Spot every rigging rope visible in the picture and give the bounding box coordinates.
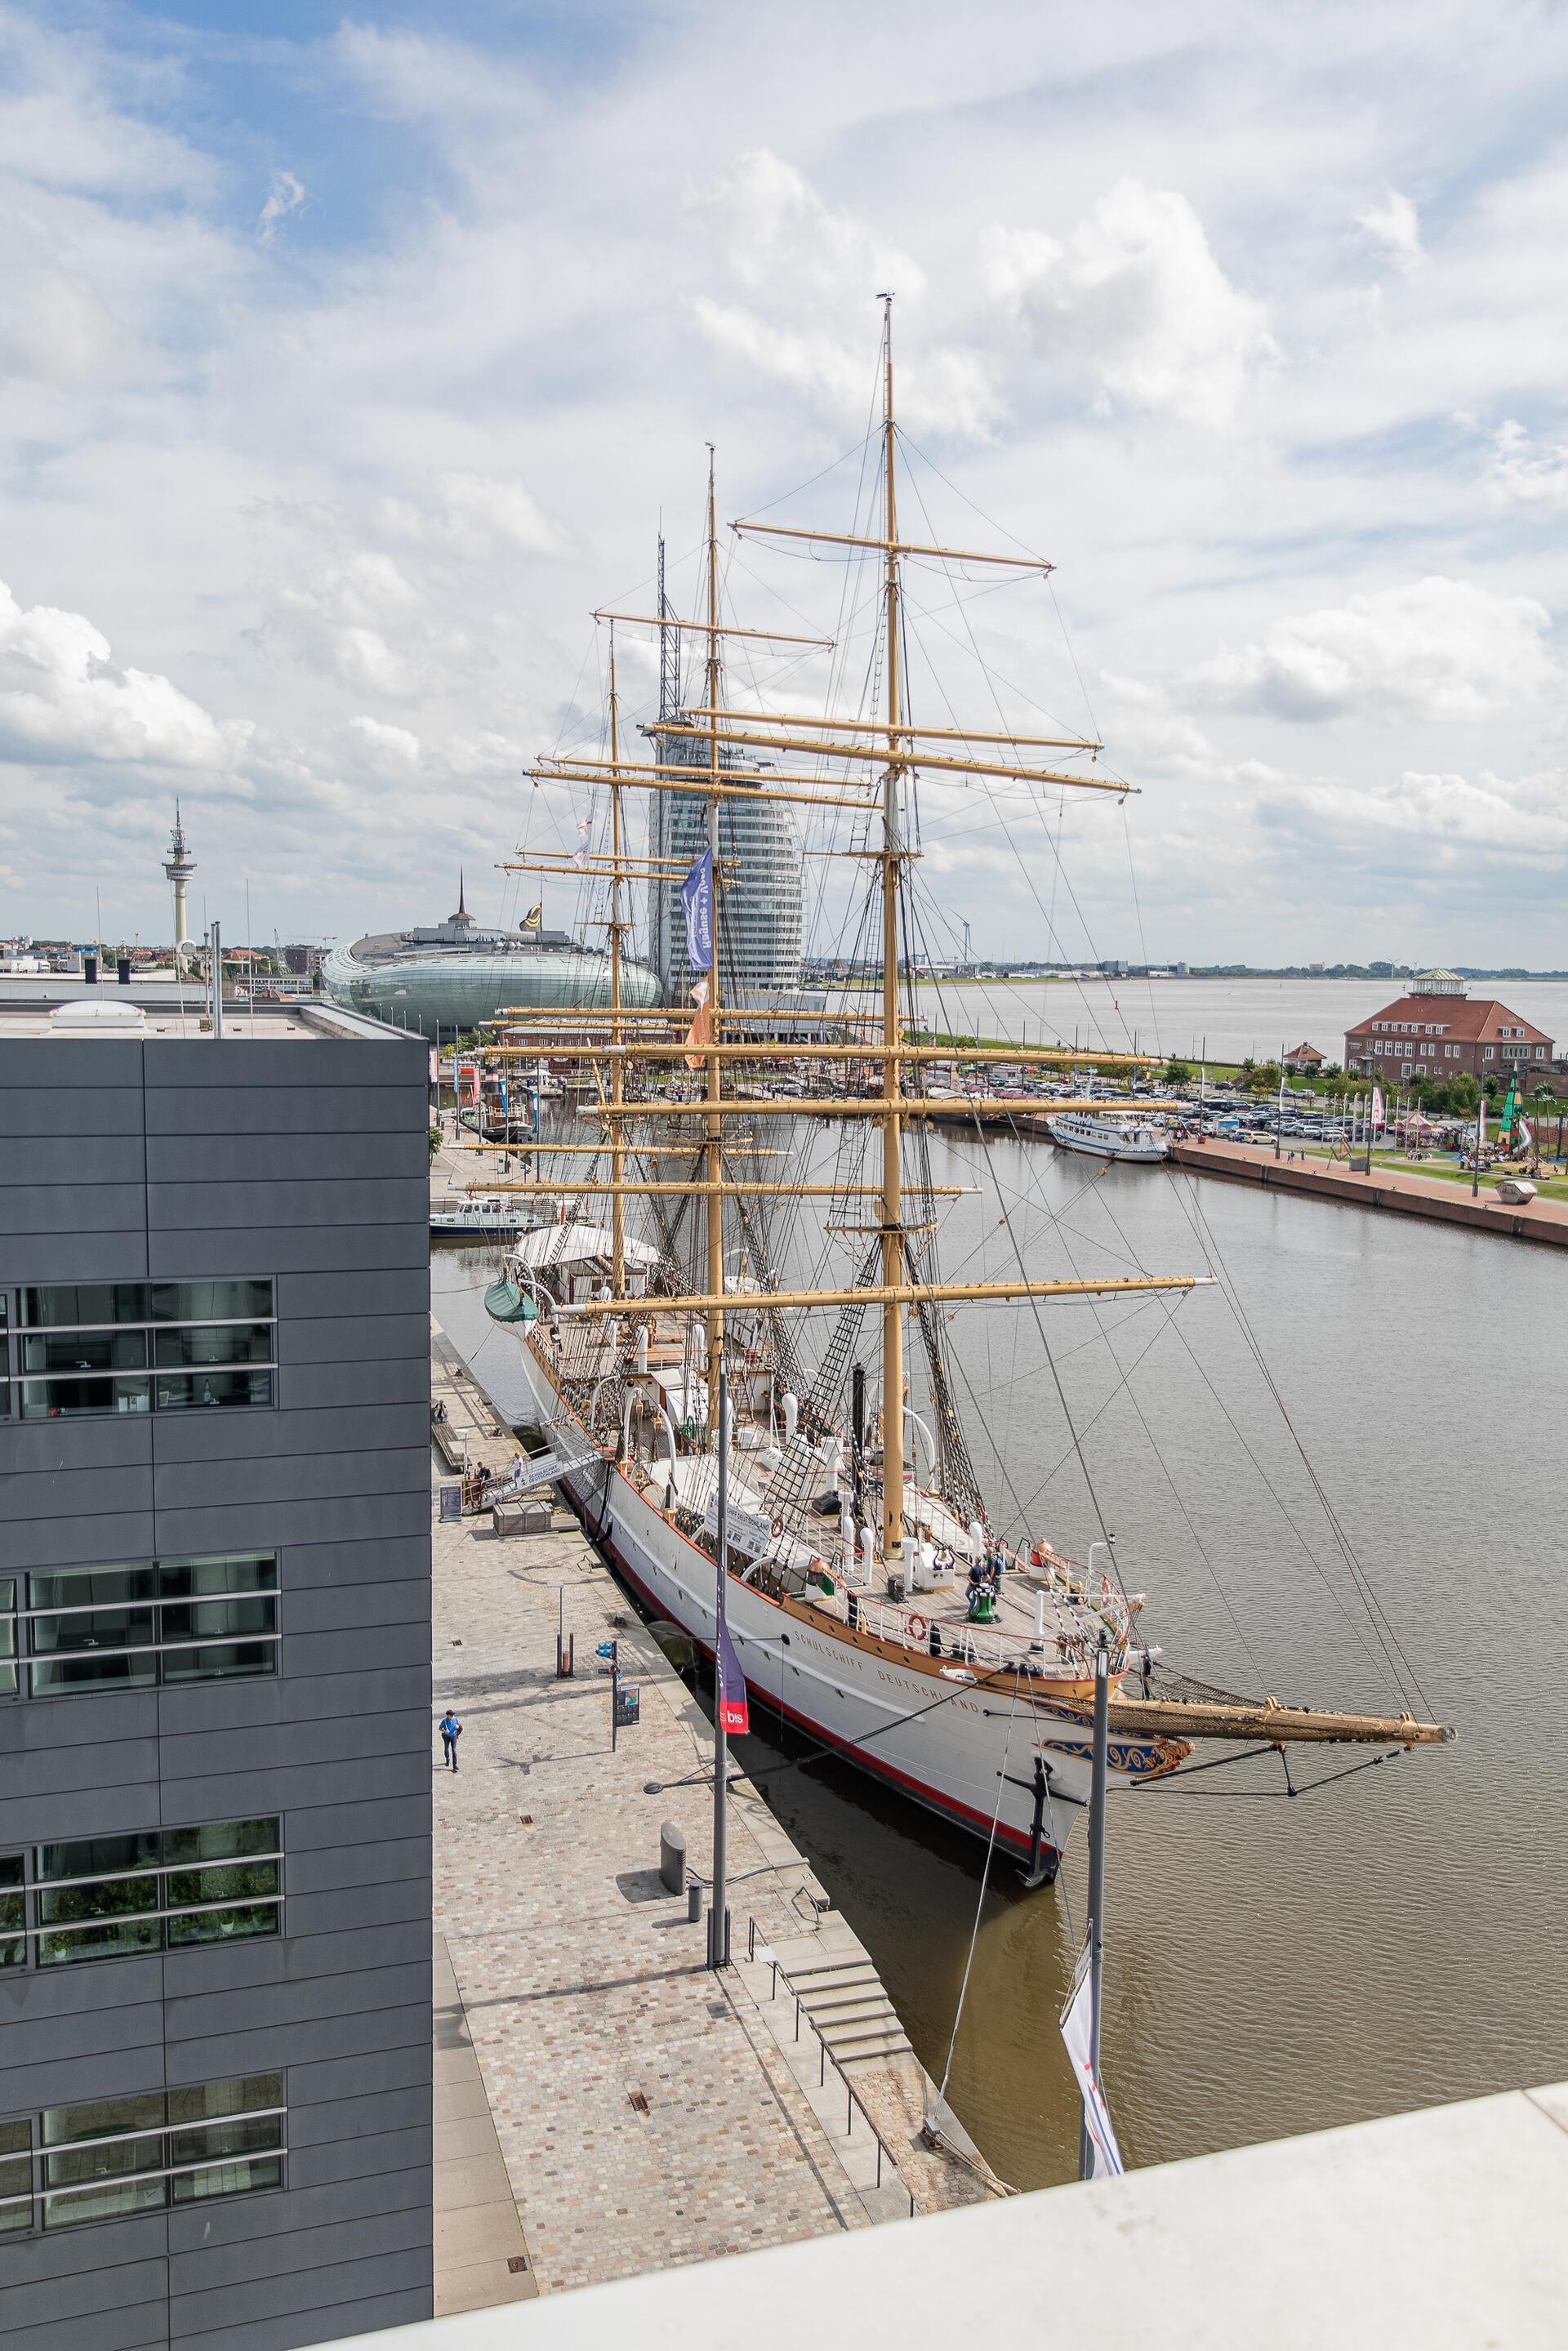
[932,1673,1020,2126]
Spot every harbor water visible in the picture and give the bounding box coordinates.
[433,1123,1568,2191]
[838,973,1568,1071]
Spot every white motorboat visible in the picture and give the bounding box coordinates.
[1047,1111,1169,1163]
[430,1195,530,1237]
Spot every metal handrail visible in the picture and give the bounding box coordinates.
[743,1916,914,2218]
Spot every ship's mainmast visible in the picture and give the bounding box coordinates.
[878,301,908,1569]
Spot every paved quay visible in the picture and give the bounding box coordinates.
[1173,1134,1568,1247]
[425,1323,998,2309]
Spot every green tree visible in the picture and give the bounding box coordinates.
[1246,1059,1283,1094]
[1163,1059,1194,1085]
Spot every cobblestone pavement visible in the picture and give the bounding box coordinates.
[429,1341,878,2293]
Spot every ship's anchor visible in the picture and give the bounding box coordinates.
[997,1753,1058,1890]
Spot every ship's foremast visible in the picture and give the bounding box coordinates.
[481,310,1210,1571]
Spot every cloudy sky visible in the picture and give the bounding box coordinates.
[3,0,1568,963]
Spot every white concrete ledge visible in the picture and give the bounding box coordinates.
[328,2079,1568,2351]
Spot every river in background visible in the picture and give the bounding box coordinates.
[433,1123,1568,2193]
[823,974,1568,1068]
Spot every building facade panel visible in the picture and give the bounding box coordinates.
[278,1357,431,1411]
[145,1086,430,1138]
[275,1311,432,1367]
[0,1138,145,1184]
[0,1087,148,1136]
[172,2286,432,2351]
[2,2291,172,2351]
[279,1532,432,1587]
[0,1509,159,1569]
[0,1232,154,1283]
[164,2157,430,2251]
[274,1268,430,1320]
[0,1004,434,2348]
[150,1663,429,1739]
[146,1178,430,1232]
[148,1487,430,1556]
[283,1579,431,1634]
[144,1133,428,1187]
[167,2249,434,2346]
[145,1225,430,1279]
[283,2039,433,2106]
[280,1880,434,1939]
[149,1400,430,1466]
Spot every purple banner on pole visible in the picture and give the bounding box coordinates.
[681,848,715,973]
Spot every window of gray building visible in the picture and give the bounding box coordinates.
[0,1821,282,1970]
[0,1858,20,1970]
[0,2074,285,2233]
[5,1280,274,1420]
[33,1819,283,1966]
[2,1552,278,1698]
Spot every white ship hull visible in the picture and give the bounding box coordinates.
[513,1340,1178,1867]
[431,1214,524,1236]
[1048,1116,1169,1164]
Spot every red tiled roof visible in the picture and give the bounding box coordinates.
[1345,995,1552,1045]
[1285,1041,1325,1058]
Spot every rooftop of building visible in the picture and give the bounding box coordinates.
[0,982,413,1043]
[305,2074,1568,2351]
[348,922,587,961]
[1347,991,1553,1042]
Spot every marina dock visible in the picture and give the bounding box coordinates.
[1172,1136,1568,1248]
[426,1323,999,2314]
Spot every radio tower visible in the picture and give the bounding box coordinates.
[163,804,195,961]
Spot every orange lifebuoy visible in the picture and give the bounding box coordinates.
[906,1612,929,1644]
[770,1514,784,1539]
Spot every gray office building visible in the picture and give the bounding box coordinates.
[647,727,803,1003]
[0,989,433,2349]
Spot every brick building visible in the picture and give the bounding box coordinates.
[1345,971,1553,1084]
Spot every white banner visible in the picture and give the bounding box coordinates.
[1060,1953,1125,2180]
[702,1498,775,1560]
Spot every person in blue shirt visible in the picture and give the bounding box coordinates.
[438,1710,462,1772]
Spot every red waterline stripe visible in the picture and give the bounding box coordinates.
[562,1482,1048,1862]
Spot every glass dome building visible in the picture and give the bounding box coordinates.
[321,887,662,1040]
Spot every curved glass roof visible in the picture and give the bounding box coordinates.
[322,925,662,1037]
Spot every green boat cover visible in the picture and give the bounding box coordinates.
[484,1277,537,1324]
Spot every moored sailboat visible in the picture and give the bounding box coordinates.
[469,306,1449,1875]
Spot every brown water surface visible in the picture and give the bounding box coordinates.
[434,1132,1568,2188]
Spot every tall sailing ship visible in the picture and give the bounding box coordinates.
[474,308,1449,1875]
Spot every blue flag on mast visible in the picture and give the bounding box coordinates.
[681,848,715,974]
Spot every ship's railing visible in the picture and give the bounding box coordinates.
[841,1595,1107,1680]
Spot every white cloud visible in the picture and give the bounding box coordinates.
[350,714,421,766]
[985,180,1277,430]
[257,170,305,246]
[274,553,423,696]
[685,149,998,437]
[0,578,238,768]
[374,473,566,559]
[1485,419,1568,508]
[10,4,1568,958]
[1260,764,1568,863]
[1356,188,1423,269]
[1190,577,1558,724]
